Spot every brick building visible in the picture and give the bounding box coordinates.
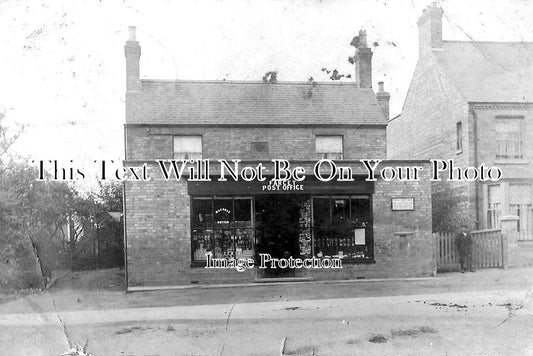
[123,27,434,289]
[388,3,533,242]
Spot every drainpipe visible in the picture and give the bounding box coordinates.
[471,107,480,230]
[123,125,128,290]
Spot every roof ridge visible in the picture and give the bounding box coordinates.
[443,40,533,45]
[140,79,361,86]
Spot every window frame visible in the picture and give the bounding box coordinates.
[310,194,374,263]
[173,135,203,160]
[495,116,524,161]
[509,183,533,241]
[487,184,502,230]
[315,135,344,160]
[190,196,254,266]
[190,194,374,266]
[456,121,463,153]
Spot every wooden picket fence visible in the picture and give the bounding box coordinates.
[434,229,503,272]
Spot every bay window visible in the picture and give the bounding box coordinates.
[510,184,532,240]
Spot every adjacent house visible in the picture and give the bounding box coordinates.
[388,3,533,244]
[123,27,434,289]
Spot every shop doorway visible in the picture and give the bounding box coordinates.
[254,195,306,277]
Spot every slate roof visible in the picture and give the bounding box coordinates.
[127,80,386,125]
[435,41,533,103]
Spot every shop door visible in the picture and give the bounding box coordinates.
[255,196,305,277]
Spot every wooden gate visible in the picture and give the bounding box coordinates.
[434,229,503,272]
[67,212,124,270]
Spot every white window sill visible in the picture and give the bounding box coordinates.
[495,159,529,165]
[394,231,414,236]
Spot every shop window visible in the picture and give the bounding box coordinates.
[191,197,254,263]
[312,195,372,261]
[316,136,343,160]
[456,122,463,152]
[312,198,330,226]
[510,184,533,241]
[174,136,202,160]
[191,195,373,265]
[487,185,501,229]
[495,118,524,160]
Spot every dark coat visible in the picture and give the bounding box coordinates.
[456,232,472,255]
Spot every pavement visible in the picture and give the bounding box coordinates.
[1,268,533,356]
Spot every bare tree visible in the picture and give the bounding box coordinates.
[0,111,24,166]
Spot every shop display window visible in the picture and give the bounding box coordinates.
[191,197,254,262]
[191,194,373,265]
[312,195,372,261]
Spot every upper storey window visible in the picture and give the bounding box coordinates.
[496,117,524,160]
[174,136,202,160]
[316,136,343,160]
[456,121,463,152]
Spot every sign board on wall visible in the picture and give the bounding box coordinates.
[391,197,415,211]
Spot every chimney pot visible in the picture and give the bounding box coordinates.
[128,26,137,41]
[358,29,368,48]
[376,81,390,120]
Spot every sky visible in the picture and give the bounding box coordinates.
[0,0,532,178]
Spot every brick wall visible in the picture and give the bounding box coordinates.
[125,171,261,286]
[471,104,533,174]
[305,162,434,280]
[471,105,533,229]
[126,126,387,161]
[124,76,434,287]
[387,52,475,232]
[125,160,434,287]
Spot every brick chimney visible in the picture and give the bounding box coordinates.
[376,81,391,120]
[417,2,443,56]
[353,29,373,89]
[125,26,141,91]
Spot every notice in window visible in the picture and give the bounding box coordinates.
[354,228,366,245]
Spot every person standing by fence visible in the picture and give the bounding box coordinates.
[456,224,474,273]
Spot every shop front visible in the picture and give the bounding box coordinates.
[189,177,374,278]
[124,160,434,289]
